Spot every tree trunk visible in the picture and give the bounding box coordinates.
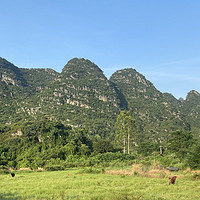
[127,128,130,154]
[160,145,163,155]
[123,137,126,154]
[123,121,126,154]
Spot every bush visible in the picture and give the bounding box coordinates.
[186,141,200,169]
[44,158,65,171]
[134,171,138,176]
[44,165,64,171]
[80,167,105,174]
[94,152,136,162]
[0,169,10,174]
[152,154,186,169]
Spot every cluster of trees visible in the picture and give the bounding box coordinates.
[114,111,200,168]
[0,119,115,169]
[0,111,200,170]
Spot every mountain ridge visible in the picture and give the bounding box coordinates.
[0,57,199,138]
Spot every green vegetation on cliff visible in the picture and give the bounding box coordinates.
[0,57,200,170]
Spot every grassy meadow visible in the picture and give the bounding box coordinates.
[0,168,200,200]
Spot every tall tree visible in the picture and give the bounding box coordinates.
[114,111,136,154]
[126,114,135,154]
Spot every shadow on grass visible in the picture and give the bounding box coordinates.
[0,192,22,200]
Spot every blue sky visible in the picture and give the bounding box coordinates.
[1,0,200,99]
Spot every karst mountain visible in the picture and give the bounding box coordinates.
[0,57,199,138]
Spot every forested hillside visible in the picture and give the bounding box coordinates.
[110,69,190,141]
[1,57,200,137]
[1,57,200,170]
[0,58,121,136]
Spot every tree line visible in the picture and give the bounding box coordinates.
[0,112,200,170]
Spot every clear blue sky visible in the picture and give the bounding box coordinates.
[1,0,200,99]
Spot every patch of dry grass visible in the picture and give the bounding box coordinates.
[106,162,191,179]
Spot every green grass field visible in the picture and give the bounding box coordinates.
[0,169,199,200]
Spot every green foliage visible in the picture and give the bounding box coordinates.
[1,58,200,171]
[136,142,160,156]
[182,90,200,136]
[0,119,99,169]
[80,167,104,174]
[110,68,191,139]
[1,57,199,141]
[93,139,114,154]
[94,152,136,162]
[114,111,136,154]
[0,169,10,174]
[0,125,10,135]
[167,130,194,159]
[186,141,200,169]
[0,117,200,170]
[44,158,65,171]
[0,57,121,136]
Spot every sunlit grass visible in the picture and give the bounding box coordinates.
[0,169,199,200]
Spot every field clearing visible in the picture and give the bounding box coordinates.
[0,169,199,200]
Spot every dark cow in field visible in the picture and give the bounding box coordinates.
[11,173,15,177]
[169,176,176,185]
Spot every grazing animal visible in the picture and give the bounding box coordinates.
[11,173,15,177]
[169,176,176,185]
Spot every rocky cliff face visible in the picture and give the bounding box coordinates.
[0,57,27,87]
[0,58,59,123]
[182,90,200,135]
[110,68,190,139]
[45,58,121,135]
[0,57,199,138]
[60,58,120,110]
[0,58,121,136]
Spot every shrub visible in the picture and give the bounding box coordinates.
[80,167,105,174]
[134,171,138,176]
[0,169,10,174]
[44,165,64,171]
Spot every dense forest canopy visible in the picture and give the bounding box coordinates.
[0,117,199,170]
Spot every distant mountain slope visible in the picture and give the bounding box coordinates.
[163,93,182,108]
[0,57,26,87]
[60,58,120,111]
[182,90,200,136]
[43,58,121,135]
[0,58,121,136]
[109,68,190,140]
[0,57,199,138]
[0,58,59,123]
